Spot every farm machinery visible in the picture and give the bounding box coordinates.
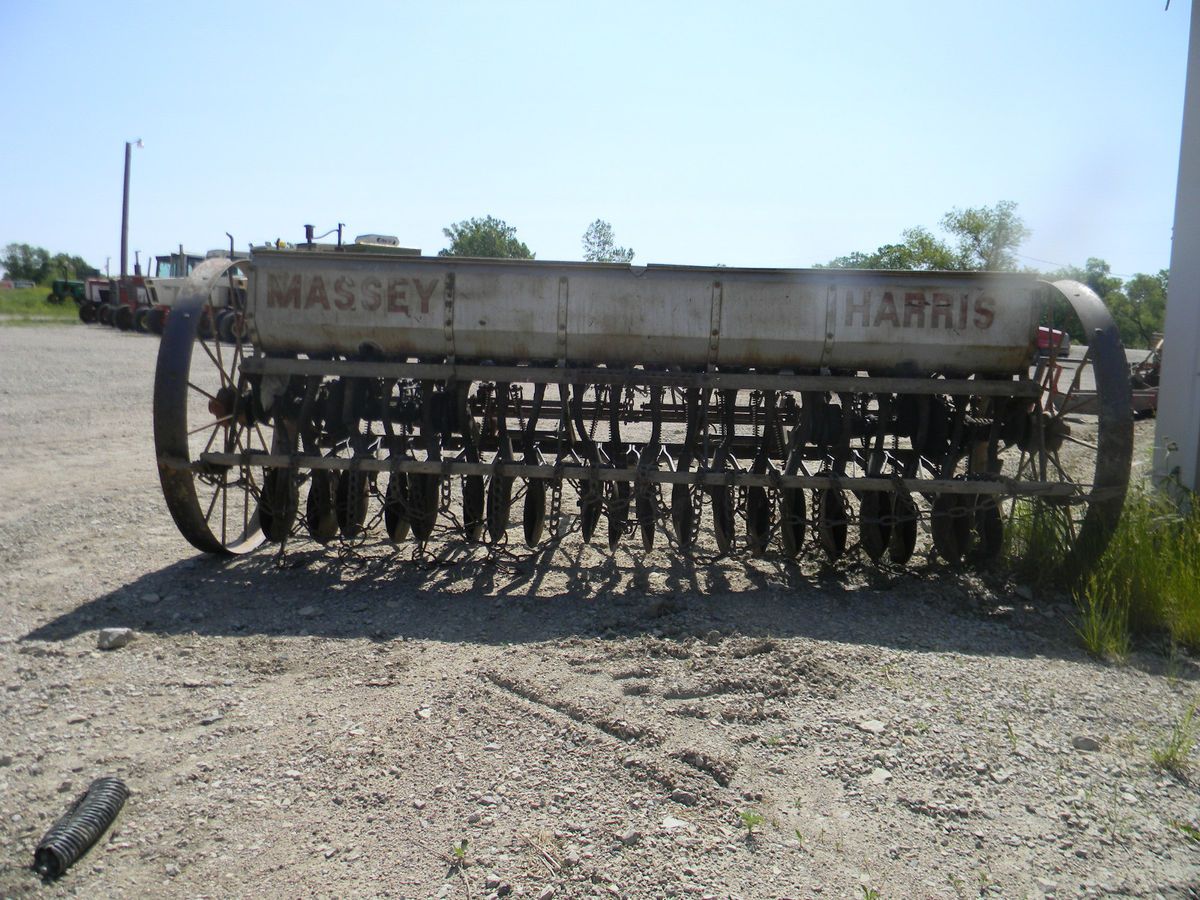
[153,241,1133,570]
[47,279,86,305]
[80,249,246,334]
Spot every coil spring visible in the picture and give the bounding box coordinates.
[33,776,128,879]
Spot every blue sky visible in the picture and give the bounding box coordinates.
[0,1,1190,277]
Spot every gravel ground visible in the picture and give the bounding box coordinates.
[0,325,1196,899]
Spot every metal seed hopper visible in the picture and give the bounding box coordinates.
[153,242,1132,568]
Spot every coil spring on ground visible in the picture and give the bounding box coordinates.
[33,776,129,879]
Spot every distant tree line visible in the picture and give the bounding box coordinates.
[439,216,635,264]
[816,201,1166,348]
[2,243,99,283]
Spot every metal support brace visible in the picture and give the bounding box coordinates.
[556,276,569,365]
[707,280,723,370]
[443,273,456,363]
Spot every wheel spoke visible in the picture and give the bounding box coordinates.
[189,416,231,436]
[203,483,221,524]
[197,334,230,388]
[1060,432,1099,452]
[188,381,218,402]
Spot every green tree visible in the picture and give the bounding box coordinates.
[940,200,1030,270]
[49,253,99,280]
[438,216,534,259]
[818,202,1028,271]
[1110,270,1167,348]
[823,226,960,270]
[2,243,51,282]
[581,219,635,263]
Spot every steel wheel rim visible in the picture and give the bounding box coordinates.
[153,258,266,555]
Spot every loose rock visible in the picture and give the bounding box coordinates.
[97,627,134,650]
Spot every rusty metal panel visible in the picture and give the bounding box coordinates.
[247,249,1041,373]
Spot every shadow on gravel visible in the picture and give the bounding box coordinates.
[22,531,1169,673]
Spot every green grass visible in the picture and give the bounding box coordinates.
[1079,486,1200,655]
[1004,498,1074,589]
[1151,701,1198,777]
[1008,486,1200,657]
[0,285,81,324]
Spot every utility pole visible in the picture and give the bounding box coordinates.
[1155,2,1200,497]
[119,139,142,279]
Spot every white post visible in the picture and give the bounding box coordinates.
[1155,0,1200,496]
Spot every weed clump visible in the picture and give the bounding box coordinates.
[1008,486,1200,658]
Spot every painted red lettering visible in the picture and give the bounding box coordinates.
[874,292,900,327]
[267,273,300,308]
[973,295,995,329]
[931,292,954,328]
[362,277,382,311]
[844,289,869,327]
[412,277,438,314]
[305,275,330,310]
[902,292,926,328]
[334,276,355,310]
[958,294,969,330]
[387,278,409,315]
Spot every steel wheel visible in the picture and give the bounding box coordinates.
[998,280,1133,573]
[153,258,269,555]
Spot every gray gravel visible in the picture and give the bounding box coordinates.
[0,324,1197,898]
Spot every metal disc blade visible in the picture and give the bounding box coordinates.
[462,475,485,542]
[305,470,338,544]
[260,468,298,543]
[972,496,1004,565]
[859,491,891,563]
[636,484,656,551]
[336,470,369,538]
[607,482,630,551]
[580,482,602,543]
[745,486,771,557]
[671,483,694,548]
[931,494,969,565]
[888,492,918,565]
[816,488,848,561]
[409,474,440,544]
[711,486,734,556]
[384,472,411,543]
[779,488,806,558]
[486,475,513,543]
[523,478,546,547]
